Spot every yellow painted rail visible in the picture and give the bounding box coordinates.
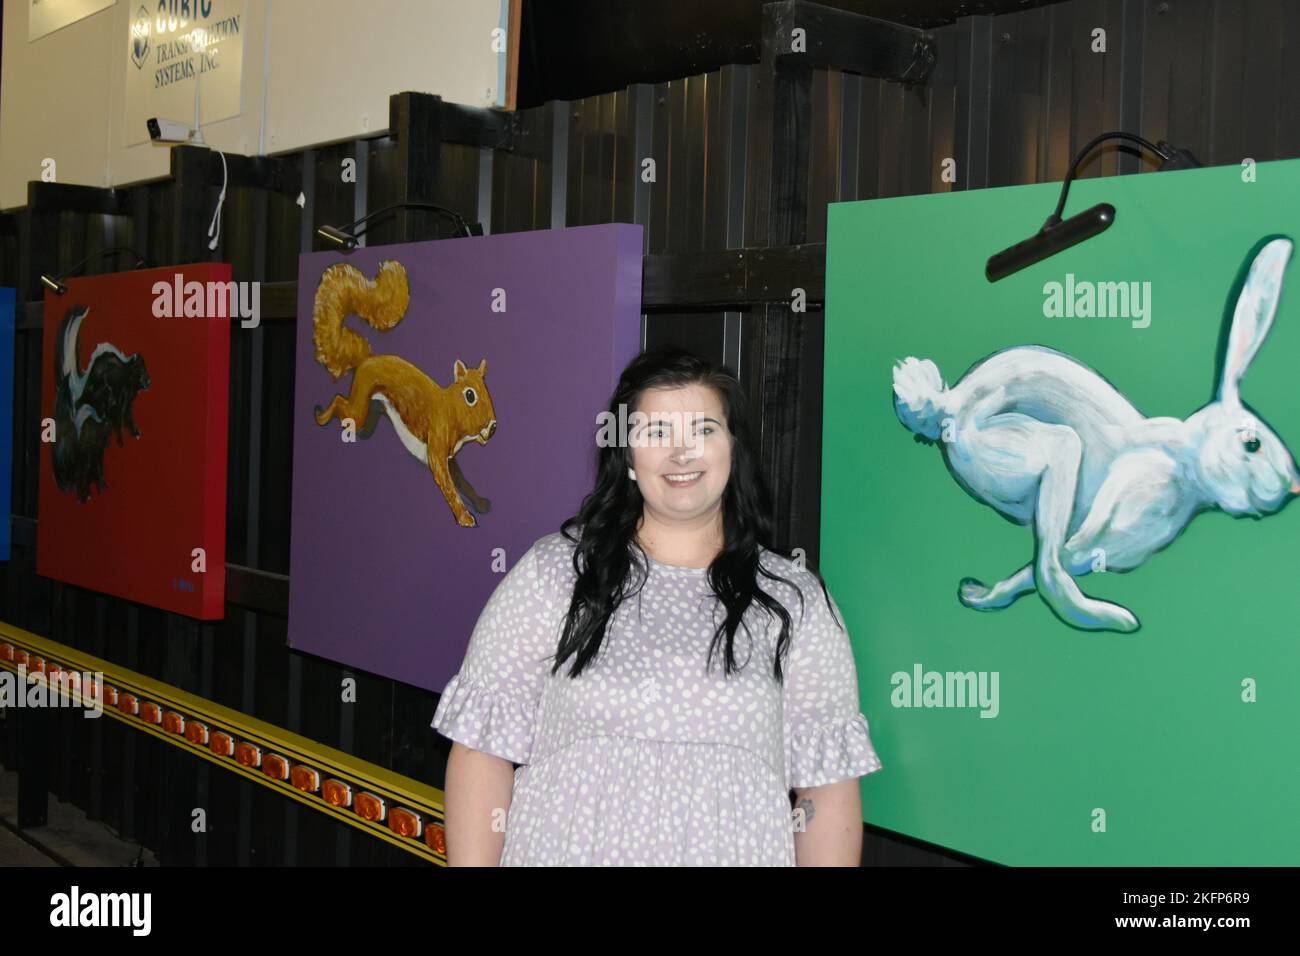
[0,618,448,864]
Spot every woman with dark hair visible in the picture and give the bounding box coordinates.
[432,345,882,865]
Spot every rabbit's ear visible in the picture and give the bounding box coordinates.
[1220,237,1293,405]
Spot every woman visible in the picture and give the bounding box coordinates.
[432,345,882,865]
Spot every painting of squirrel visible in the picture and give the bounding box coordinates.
[311,260,497,527]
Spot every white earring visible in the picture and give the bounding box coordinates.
[627,467,637,481]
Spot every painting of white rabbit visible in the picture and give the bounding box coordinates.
[892,236,1300,633]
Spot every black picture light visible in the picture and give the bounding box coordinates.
[985,132,1201,282]
[318,202,483,250]
[40,247,152,296]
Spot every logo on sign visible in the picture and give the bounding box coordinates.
[130,6,151,69]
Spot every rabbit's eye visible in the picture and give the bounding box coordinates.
[1242,434,1262,453]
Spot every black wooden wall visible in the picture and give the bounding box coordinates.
[1,0,1296,867]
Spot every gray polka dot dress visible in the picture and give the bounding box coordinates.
[431,531,883,865]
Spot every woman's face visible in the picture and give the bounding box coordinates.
[629,384,731,522]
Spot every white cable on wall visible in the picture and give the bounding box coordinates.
[208,150,227,251]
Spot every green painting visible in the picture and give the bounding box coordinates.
[823,158,1300,865]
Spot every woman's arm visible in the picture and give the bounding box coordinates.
[792,778,863,866]
[443,742,517,866]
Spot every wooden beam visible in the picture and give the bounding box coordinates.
[642,244,826,308]
[765,0,936,84]
[197,149,301,197]
[15,242,828,325]
[27,181,133,217]
[225,564,289,618]
[437,100,522,150]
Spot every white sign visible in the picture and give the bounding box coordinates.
[124,0,246,146]
[28,0,116,41]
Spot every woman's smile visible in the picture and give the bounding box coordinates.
[663,470,703,487]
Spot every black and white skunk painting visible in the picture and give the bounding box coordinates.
[51,305,151,503]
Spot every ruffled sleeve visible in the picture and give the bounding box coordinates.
[431,539,555,765]
[783,581,883,790]
[431,672,540,766]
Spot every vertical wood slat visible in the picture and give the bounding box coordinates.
[242,175,276,865]
[927,29,958,194]
[389,93,443,243]
[677,76,709,251]
[953,15,995,190]
[550,102,569,230]
[491,97,553,234]
[1276,0,1300,160]
[854,76,882,198]
[1238,0,1283,164]
[88,595,107,825]
[434,144,481,231]
[721,64,750,376]
[987,18,1017,187]
[1116,0,1146,176]
[744,6,817,558]
[18,318,39,522]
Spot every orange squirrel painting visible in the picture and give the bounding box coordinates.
[311,260,497,527]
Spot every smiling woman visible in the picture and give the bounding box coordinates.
[432,345,883,866]
[626,378,732,561]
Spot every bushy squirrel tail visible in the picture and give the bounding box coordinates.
[312,260,411,380]
[892,357,948,440]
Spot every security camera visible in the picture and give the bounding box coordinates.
[147,117,203,144]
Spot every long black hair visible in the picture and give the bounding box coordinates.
[553,345,840,682]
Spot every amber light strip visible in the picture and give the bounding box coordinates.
[0,620,449,864]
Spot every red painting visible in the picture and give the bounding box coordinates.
[36,264,231,619]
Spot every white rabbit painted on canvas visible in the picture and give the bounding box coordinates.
[892,236,1300,633]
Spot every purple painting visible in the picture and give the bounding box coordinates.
[287,224,643,691]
